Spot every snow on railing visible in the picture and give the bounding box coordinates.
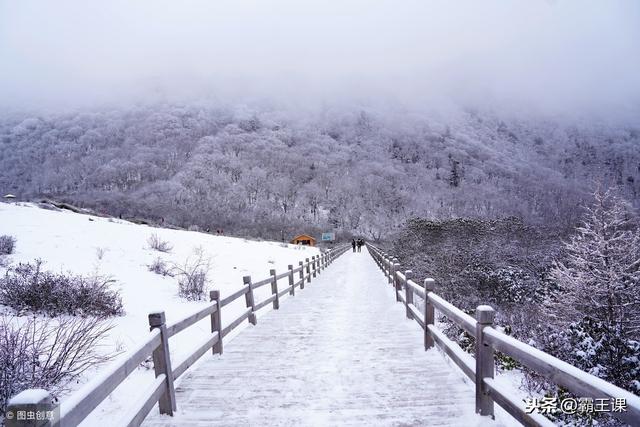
[365,242,640,427]
[6,245,351,427]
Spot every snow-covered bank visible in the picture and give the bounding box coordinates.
[0,201,320,423]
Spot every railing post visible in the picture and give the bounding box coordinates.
[210,290,223,354]
[148,311,177,415]
[305,258,311,283]
[388,257,394,284]
[475,305,495,418]
[288,264,295,296]
[312,255,317,278]
[424,279,435,350]
[243,275,257,325]
[298,261,305,289]
[392,258,399,285]
[270,269,280,309]
[393,262,401,302]
[6,389,57,427]
[404,270,413,319]
[386,254,391,278]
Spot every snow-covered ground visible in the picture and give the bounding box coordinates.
[0,201,320,424]
[0,202,543,426]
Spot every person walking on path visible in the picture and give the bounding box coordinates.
[352,238,356,252]
[357,239,363,252]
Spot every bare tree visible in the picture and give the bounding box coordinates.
[172,247,211,301]
[0,316,116,414]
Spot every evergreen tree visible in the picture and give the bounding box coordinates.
[542,187,640,397]
[548,187,640,339]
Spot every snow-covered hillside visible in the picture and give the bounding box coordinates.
[0,201,320,423]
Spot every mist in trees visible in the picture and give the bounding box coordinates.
[1,104,638,239]
[1,1,638,240]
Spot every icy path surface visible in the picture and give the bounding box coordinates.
[144,248,488,426]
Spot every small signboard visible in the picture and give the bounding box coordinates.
[321,232,335,241]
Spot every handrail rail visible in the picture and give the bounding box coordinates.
[57,329,162,426]
[483,328,640,418]
[251,277,273,289]
[220,286,249,307]
[365,242,640,427]
[427,291,476,336]
[9,243,351,427]
[166,302,218,337]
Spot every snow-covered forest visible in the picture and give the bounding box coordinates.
[1,105,638,239]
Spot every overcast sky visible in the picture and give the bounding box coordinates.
[1,0,639,116]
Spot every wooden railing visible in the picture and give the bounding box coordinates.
[6,244,351,427]
[365,242,640,427]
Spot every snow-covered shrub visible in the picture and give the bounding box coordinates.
[477,267,541,305]
[0,316,114,416]
[147,257,173,277]
[173,249,211,300]
[543,318,640,393]
[147,233,173,253]
[95,247,107,261]
[529,318,640,426]
[0,235,16,255]
[0,260,123,317]
[391,217,561,314]
[178,271,208,301]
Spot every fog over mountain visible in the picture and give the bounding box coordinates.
[1,0,639,240]
[1,0,639,118]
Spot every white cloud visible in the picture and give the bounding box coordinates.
[1,0,639,116]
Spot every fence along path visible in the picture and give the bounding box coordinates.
[142,245,478,426]
[366,243,640,427]
[6,246,350,427]
[9,242,640,426]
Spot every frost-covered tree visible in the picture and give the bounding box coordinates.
[547,187,640,339]
[1,104,639,238]
[541,187,640,395]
